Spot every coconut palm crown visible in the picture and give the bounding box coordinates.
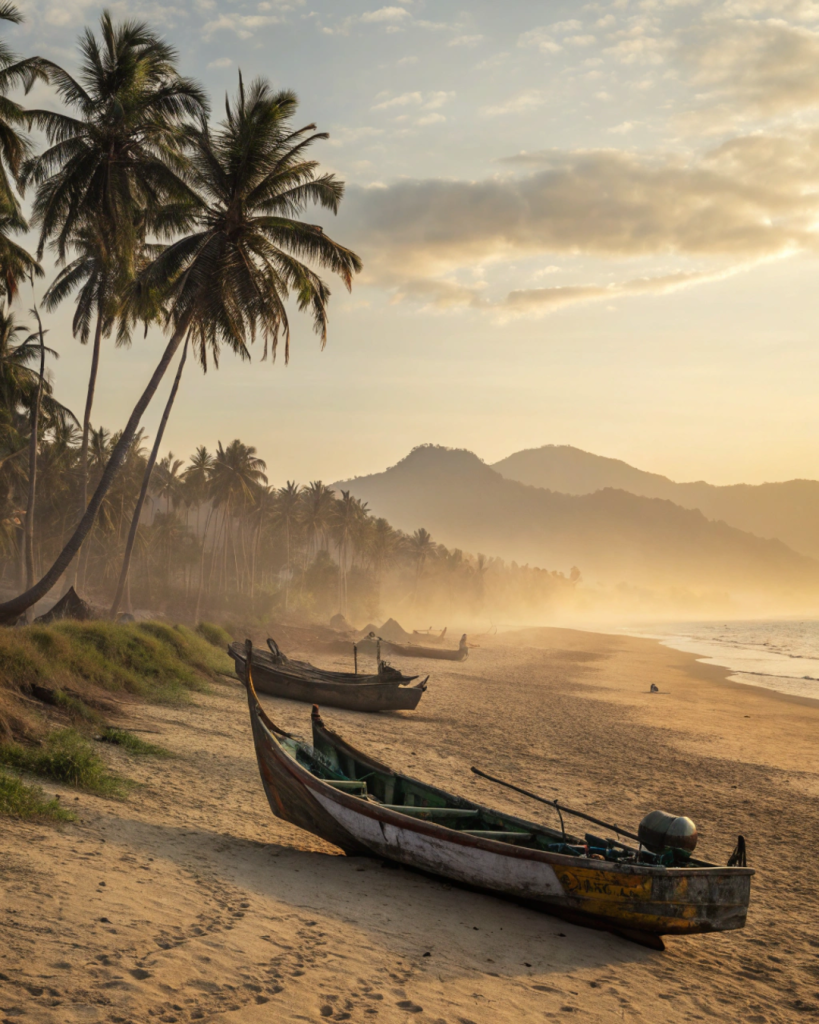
[139,74,362,368]
[23,10,207,261]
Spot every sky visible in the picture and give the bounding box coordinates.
[10,0,819,487]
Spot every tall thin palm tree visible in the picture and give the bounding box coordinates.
[0,2,44,299]
[274,480,301,611]
[42,223,119,528]
[182,444,214,620]
[25,12,206,587]
[330,490,368,616]
[0,72,360,623]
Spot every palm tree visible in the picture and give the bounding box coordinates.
[330,490,369,616]
[24,12,206,585]
[182,444,214,620]
[42,222,120,526]
[409,527,434,602]
[273,480,301,611]
[24,12,206,261]
[0,71,360,623]
[208,439,267,592]
[0,3,44,299]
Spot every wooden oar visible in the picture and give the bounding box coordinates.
[470,767,640,845]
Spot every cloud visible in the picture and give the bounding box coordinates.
[372,90,423,111]
[481,89,547,116]
[372,90,454,113]
[518,27,562,53]
[448,34,484,47]
[206,56,232,68]
[391,265,755,320]
[334,131,819,316]
[682,17,819,117]
[202,12,284,38]
[416,112,446,126]
[361,6,411,23]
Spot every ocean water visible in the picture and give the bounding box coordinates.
[616,620,819,701]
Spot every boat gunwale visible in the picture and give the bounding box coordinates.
[251,694,754,881]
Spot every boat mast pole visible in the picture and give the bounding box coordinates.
[470,767,640,844]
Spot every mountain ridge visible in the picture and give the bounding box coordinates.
[492,444,819,559]
[333,445,819,602]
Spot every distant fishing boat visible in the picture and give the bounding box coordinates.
[358,631,469,662]
[229,639,428,713]
[243,646,753,949]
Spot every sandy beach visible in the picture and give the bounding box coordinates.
[2,626,817,1024]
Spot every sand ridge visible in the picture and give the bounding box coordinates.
[1,627,817,1023]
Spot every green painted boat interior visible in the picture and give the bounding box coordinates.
[274,730,703,867]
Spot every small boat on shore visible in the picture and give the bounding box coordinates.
[229,640,428,713]
[243,649,753,949]
[358,632,469,662]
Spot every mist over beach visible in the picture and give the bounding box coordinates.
[2,2,819,1023]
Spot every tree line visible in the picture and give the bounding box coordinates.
[0,423,580,622]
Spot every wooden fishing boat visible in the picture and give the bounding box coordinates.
[229,641,428,713]
[358,631,469,662]
[244,651,753,948]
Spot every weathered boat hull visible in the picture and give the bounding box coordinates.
[358,637,469,661]
[233,649,427,713]
[245,681,753,944]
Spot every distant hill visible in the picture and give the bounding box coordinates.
[334,446,819,599]
[493,445,819,560]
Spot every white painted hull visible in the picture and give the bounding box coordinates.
[313,789,564,900]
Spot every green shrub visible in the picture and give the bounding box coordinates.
[0,728,128,798]
[100,727,171,758]
[0,770,75,821]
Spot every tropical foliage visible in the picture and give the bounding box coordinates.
[0,10,361,622]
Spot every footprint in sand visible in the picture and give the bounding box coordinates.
[396,1000,423,1013]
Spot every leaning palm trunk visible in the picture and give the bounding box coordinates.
[69,307,104,590]
[23,293,47,592]
[0,315,192,624]
[110,339,188,618]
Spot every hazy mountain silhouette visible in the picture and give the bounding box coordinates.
[335,445,819,597]
[493,445,819,560]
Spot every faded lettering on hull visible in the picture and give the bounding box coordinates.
[554,866,653,902]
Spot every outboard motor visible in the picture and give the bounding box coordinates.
[638,810,698,854]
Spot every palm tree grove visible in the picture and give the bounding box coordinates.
[0,6,576,626]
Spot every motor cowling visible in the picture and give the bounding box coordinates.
[638,810,698,854]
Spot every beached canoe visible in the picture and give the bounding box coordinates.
[358,632,469,662]
[244,655,753,948]
[229,641,428,713]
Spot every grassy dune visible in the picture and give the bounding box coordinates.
[0,620,234,814]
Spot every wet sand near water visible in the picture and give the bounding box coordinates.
[1,627,818,1023]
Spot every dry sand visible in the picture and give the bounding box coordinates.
[1,626,818,1024]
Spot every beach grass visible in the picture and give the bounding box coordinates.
[100,726,172,757]
[196,621,232,650]
[0,728,129,798]
[0,769,76,821]
[0,619,234,707]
